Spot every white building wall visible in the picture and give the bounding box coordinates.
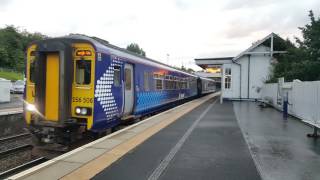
[249,46,272,99]
[231,63,240,98]
[222,45,272,99]
[238,55,249,99]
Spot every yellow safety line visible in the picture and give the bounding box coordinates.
[61,93,219,180]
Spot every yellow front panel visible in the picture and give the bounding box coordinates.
[71,43,95,129]
[45,53,60,121]
[25,45,37,124]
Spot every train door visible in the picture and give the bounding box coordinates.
[123,64,134,115]
[197,78,202,96]
[45,53,60,121]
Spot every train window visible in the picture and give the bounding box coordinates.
[153,73,159,79]
[76,60,91,85]
[175,77,178,89]
[144,72,150,91]
[225,68,231,89]
[125,68,132,90]
[164,80,168,90]
[155,79,163,90]
[29,59,36,83]
[114,66,121,87]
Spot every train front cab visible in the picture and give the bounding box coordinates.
[25,41,96,144]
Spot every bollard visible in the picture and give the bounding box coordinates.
[283,92,288,120]
[283,100,288,119]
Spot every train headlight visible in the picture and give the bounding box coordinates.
[75,107,81,114]
[26,104,36,112]
[75,107,91,116]
[80,108,87,115]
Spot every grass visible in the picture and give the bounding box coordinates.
[0,69,24,81]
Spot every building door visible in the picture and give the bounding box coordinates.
[222,65,233,98]
[124,64,134,115]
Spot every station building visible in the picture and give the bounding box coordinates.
[195,33,286,100]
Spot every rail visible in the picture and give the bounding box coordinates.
[0,157,47,179]
[0,145,33,159]
[0,133,31,144]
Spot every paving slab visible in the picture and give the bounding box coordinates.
[91,139,123,149]
[62,147,107,164]
[21,161,81,180]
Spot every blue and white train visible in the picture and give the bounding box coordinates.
[24,35,216,144]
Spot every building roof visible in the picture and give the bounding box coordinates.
[232,32,285,61]
[195,57,233,68]
[195,57,234,61]
[195,32,287,68]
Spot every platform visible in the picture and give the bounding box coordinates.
[0,108,23,116]
[0,94,23,112]
[8,93,320,180]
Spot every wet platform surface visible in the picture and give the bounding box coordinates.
[9,95,320,180]
[234,101,320,180]
[93,99,261,180]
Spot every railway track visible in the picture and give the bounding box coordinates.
[0,133,32,151]
[0,157,47,179]
[0,144,34,173]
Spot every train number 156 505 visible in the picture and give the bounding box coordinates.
[72,97,93,103]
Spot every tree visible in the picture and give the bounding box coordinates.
[268,10,320,82]
[126,43,146,57]
[187,68,195,73]
[0,25,46,72]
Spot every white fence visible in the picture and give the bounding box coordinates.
[261,81,320,127]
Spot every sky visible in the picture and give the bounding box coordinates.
[0,0,319,70]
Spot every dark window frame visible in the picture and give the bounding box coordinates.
[75,59,92,85]
[113,65,121,87]
[144,71,150,91]
[125,68,132,90]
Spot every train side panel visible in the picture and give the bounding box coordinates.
[91,52,199,131]
[201,78,216,94]
[134,62,198,115]
[92,53,124,131]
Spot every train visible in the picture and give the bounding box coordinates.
[24,35,216,145]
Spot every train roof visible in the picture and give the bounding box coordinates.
[54,34,198,78]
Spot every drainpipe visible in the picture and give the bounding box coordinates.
[233,60,242,100]
[247,55,251,99]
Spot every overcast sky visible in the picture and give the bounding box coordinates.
[0,0,319,70]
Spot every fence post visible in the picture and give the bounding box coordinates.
[283,91,288,120]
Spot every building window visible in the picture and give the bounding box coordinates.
[76,60,91,85]
[225,68,231,89]
[114,66,121,87]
